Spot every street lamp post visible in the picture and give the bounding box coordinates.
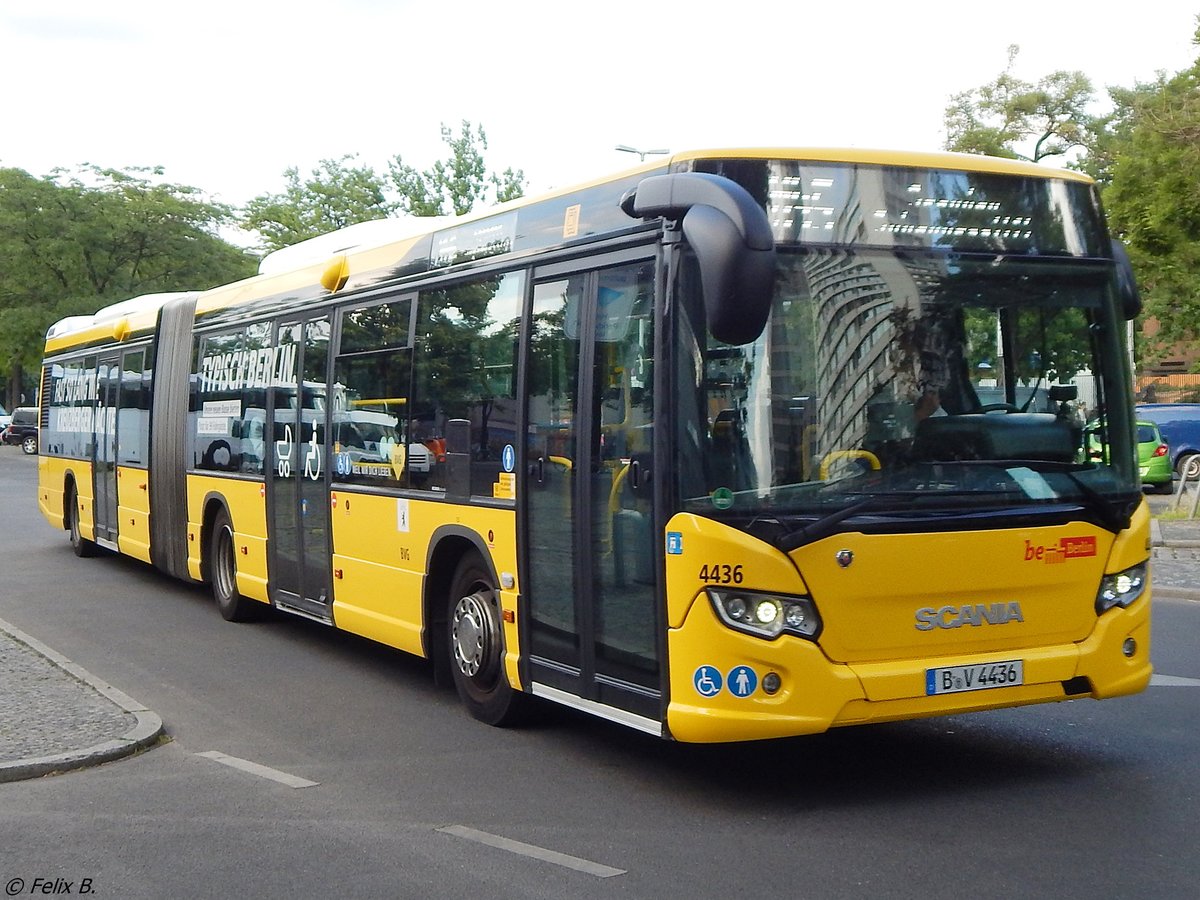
[615,145,669,162]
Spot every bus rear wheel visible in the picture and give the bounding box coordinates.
[67,485,97,558]
[447,554,526,726]
[210,508,257,622]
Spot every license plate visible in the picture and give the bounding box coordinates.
[926,660,1023,695]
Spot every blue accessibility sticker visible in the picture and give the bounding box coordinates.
[727,665,758,698]
[693,665,722,697]
[666,532,683,555]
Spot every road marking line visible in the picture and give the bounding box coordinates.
[196,750,319,788]
[437,825,625,878]
[1151,674,1200,687]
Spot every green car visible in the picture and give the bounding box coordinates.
[1136,420,1173,491]
[1086,419,1172,492]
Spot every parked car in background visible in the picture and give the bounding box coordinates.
[0,404,10,431]
[1134,421,1172,491]
[1135,403,1200,477]
[1085,418,1173,492]
[1,407,38,455]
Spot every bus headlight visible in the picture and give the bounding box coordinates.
[1095,562,1148,614]
[708,589,822,640]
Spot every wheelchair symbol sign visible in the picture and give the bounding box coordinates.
[693,666,722,697]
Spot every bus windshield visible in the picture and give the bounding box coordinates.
[674,247,1141,535]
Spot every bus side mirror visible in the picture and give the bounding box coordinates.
[622,173,776,345]
[1111,239,1142,320]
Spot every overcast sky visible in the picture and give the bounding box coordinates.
[2,1,1197,209]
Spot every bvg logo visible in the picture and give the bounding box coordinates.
[1023,536,1097,564]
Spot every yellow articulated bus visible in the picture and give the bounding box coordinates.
[37,148,1152,742]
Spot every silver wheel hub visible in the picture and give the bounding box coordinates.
[216,526,236,597]
[451,590,498,679]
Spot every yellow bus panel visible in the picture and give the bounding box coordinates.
[328,491,521,685]
[663,508,1152,743]
[38,456,94,540]
[116,466,152,563]
[186,475,270,603]
[793,526,1110,663]
[663,513,811,629]
[38,456,72,532]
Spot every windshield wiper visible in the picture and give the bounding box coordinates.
[1059,468,1135,533]
[954,458,1135,533]
[776,495,876,552]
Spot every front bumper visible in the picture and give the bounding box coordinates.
[665,590,1152,743]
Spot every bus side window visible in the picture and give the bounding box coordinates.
[193,328,245,472]
[116,348,147,466]
[333,297,414,486]
[412,271,524,497]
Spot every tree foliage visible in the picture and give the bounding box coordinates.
[1100,32,1200,348]
[943,45,1096,163]
[944,26,1200,362]
[244,121,526,251]
[390,121,525,217]
[0,165,255,405]
[242,156,390,251]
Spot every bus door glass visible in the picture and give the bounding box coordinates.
[526,259,660,718]
[267,316,331,616]
[93,352,121,542]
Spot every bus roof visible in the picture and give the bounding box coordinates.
[43,147,1094,354]
[672,147,1094,183]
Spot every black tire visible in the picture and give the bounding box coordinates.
[210,508,257,622]
[1178,453,1200,480]
[21,435,37,455]
[447,554,526,726]
[67,485,97,558]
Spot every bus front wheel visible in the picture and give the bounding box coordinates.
[447,554,526,726]
[209,508,257,622]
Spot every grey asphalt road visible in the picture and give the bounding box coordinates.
[2,448,1198,899]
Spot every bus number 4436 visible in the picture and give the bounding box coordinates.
[699,563,744,585]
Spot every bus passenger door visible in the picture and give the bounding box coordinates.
[525,259,662,727]
[267,316,332,620]
[92,352,121,545]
